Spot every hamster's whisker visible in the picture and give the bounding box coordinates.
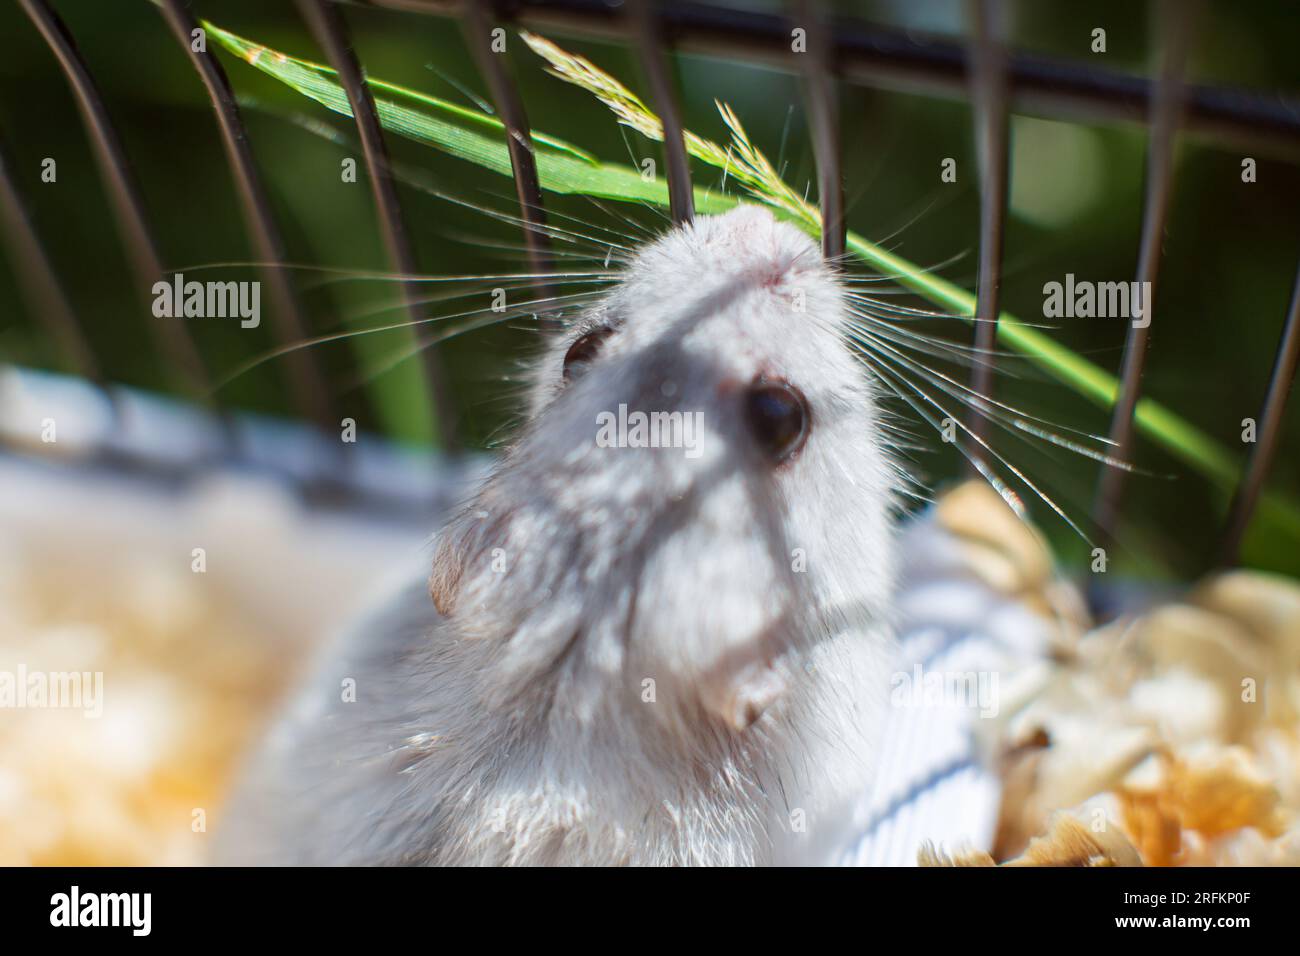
[168,260,458,277]
[839,286,988,306]
[426,233,633,266]
[845,291,1060,331]
[398,179,637,254]
[868,194,947,249]
[255,98,652,263]
[340,147,638,253]
[511,191,657,248]
[846,311,1010,367]
[352,289,611,386]
[862,353,1093,541]
[475,188,650,247]
[214,288,606,392]
[845,300,1144,462]
[460,207,634,253]
[338,278,619,324]
[168,261,614,287]
[578,196,660,241]
[844,293,969,321]
[838,249,970,286]
[850,326,1134,469]
[348,309,550,392]
[245,102,638,255]
[630,197,673,226]
[456,249,629,270]
[321,270,616,287]
[300,279,610,335]
[854,328,996,371]
[843,317,1060,382]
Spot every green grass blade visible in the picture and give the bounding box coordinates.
[203,22,734,214]
[206,21,1300,540]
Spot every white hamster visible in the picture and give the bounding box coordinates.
[216,204,900,865]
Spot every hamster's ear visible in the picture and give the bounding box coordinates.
[428,503,512,618]
[429,528,464,616]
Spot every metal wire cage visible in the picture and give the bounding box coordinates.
[2,0,1299,583]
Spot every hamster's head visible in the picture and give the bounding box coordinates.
[431,205,898,735]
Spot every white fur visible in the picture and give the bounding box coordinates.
[217,206,899,865]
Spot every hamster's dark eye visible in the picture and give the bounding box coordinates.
[563,326,615,383]
[745,380,810,463]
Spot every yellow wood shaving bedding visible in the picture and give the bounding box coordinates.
[0,544,287,864]
[923,483,1300,867]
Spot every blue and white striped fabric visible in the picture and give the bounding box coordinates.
[840,511,1055,865]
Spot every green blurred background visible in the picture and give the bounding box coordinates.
[1,0,1298,579]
